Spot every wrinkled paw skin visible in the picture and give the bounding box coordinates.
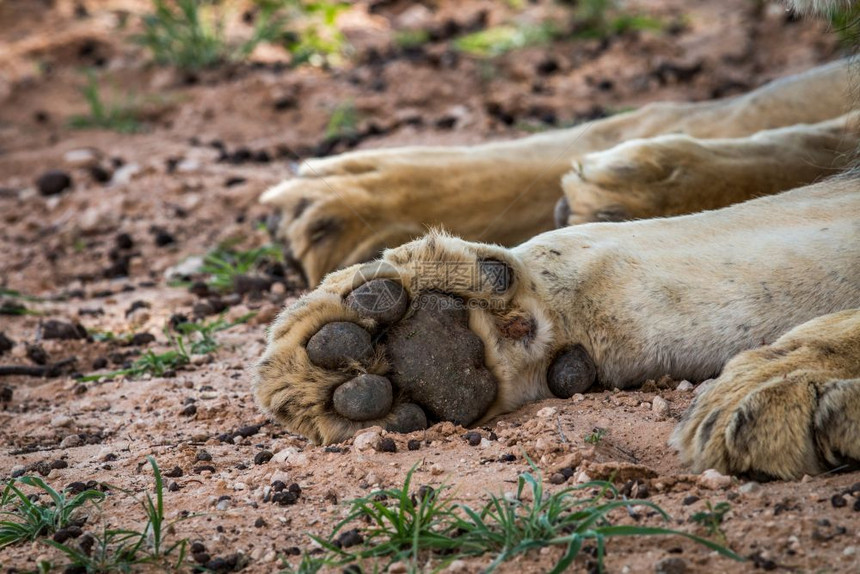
[671,309,860,480]
[253,232,579,444]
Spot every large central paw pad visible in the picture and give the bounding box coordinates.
[386,293,497,426]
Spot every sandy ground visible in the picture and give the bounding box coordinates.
[1,0,859,572]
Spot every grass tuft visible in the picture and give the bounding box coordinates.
[284,465,743,573]
[68,72,144,133]
[1,477,104,548]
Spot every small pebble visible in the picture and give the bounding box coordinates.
[36,170,73,196]
[407,439,421,451]
[254,450,274,465]
[832,494,847,508]
[697,468,732,490]
[376,437,397,453]
[463,431,482,446]
[59,434,82,448]
[651,396,670,418]
[676,380,694,391]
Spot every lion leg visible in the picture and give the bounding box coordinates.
[257,174,859,445]
[556,111,859,225]
[671,309,860,480]
[262,60,854,285]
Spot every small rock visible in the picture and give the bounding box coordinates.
[697,469,732,490]
[549,472,567,485]
[407,439,421,451]
[154,230,176,247]
[0,332,14,354]
[655,556,687,574]
[676,380,694,391]
[831,494,847,508]
[63,148,100,168]
[42,320,87,340]
[536,406,557,418]
[51,415,74,428]
[59,434,82,448]
[335,528,364,549]
[739,481,761,495]
[254,450,274,465]
[164,466,183,478]
[651,396,670,418]
[682,495,699,505]
[36,170,73,196]
[180,404,197,416]
[353,430,381,451]
[463,431,482,446]
[376,437,397,453]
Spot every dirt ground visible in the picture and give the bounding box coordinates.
[1,0,859,572]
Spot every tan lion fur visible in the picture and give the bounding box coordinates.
[261,59,855,286]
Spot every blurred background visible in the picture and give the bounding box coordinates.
[0,0,854,294]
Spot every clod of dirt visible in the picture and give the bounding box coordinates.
[0,386,12,403]
[376,437,397,452]
[153,229,176,247]
[254,450,274,465]
[345,279,409,326]
[42,320,87,340]
[26,343,48,365]
[546,345,597,398]
[463,431,481,446]
[333,374,393,421]
[386,293,497,426]
[0,332,15,354]
[407,439,421,451]
[196,449,213,461]
[115,232,134,250]
[164,466,183,478]
[306,322,373,369]
[233,274,274,297]
[52,525,83,544]
[129,332,155,346]
[36,170,72,196]
[335,528,364,549]
[180,404,197,416]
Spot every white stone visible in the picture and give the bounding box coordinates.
[64,148,101,168]
[652,396,670,418]
[843,546,856,556]
[60,434,82,448]
[111,163,141,186]
[574,470,593,484]
[353,430,381,451]
[739,481,761,495]
[51,415,74,427]
[697,468,732,490]
[536,406,557,418]
[271,447,299,463]
[676,380,694,391]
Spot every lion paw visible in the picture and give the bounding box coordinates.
[254,233,582,444]
[671,310,860,480]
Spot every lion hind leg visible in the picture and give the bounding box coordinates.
[671,309,860,480]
